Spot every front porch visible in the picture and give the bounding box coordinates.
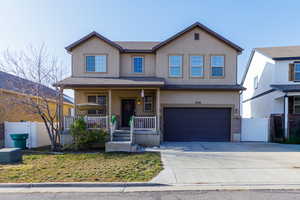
[64,88,161,147]
[271,93,300,140]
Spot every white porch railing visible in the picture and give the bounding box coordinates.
[130,117,134,143]
[64,116,108,130]
[110,115,117,141]
[132,116,156,131]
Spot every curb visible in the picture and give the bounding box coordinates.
[0,182,166,188]
[2,183,300,193]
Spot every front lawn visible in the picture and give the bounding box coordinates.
[0,152,162,183]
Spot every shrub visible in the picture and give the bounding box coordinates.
[69,118,108,150]
[284,136,300,144]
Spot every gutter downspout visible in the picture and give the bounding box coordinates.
[284,94,289,139]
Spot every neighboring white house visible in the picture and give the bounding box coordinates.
[241,46,300,139]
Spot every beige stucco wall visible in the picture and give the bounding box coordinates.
[120,53,156,77]
[71,36,120,77]
[74,89,156,117]
[156,27,238,85]
[74,89,241,142]
[69,27,238,83]
[160,90,240,110]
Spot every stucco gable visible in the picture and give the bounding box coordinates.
[65,31,123,52]
[152,22,243,53]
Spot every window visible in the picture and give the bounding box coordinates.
[194,33,199,40]
[254,76,258,89]
[144,96,153,112]
[86,55,107,72]
[211,55,225,77]
[169,55,182,77]
[132,56,144,73]
[294,97,300,114]
[87,95,107,115]
[190,56,204,77]
[294,63,300,81]
[87,96,97,103]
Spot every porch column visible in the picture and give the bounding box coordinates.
[108,89,112,128]
[156,88,160,132]
[284,94,289,139]
[58,87,64,132]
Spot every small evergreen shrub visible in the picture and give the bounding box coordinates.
[67,118,108,150]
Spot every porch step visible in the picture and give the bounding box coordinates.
[112,130,131,142]
[114,130,130,134]
[105,141,141,152]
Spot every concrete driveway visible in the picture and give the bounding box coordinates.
[150,142,300,185]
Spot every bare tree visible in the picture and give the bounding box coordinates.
[0,44,68,151]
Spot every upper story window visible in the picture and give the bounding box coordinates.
[86,55,107,72]
[253,76,258,89]
[190,55,204,77]
[294,63,300,81]
[211,55,225,77]
[132,56,144,73]
[169,55,182,77]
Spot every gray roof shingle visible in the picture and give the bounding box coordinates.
[270,84,300,92]
[162,84,245,91]
[256,46,300,59]
[0,71,73,104]
[54,76,165,88]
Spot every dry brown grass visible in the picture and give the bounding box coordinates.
[0,152,162,183]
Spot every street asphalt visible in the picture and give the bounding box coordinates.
[1,190,300,200]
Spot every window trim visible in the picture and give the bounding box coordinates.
[85,54,108,73]
[131,56,145,74]
[189,55,204,78]
[294,63,300,81]
[168,54,183,78]
[144,95,153,112]
[210,54,225,79]
[86,94,107,116]
[294,96,300,114]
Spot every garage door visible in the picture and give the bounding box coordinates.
[164,108,231,142]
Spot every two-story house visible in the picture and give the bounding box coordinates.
[242,46,300,140]
[55,22,244,149]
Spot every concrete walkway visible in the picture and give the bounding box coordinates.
[150,142,300,185]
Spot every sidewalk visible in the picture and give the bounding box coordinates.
[1,182,300,193]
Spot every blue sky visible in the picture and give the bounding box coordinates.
[1,0,300,83]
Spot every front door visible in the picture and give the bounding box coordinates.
[121,99,136,127]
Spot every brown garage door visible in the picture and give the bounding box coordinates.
[164,108,231,142]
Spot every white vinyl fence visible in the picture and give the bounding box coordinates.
[241,118,269,142]
[4,121,51,148]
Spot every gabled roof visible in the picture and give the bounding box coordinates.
[152,22,243,52]
[162,84,245,91]
[54,76,165,88]
[114,41,160,50]
[0,71,73,104]
[255,45,300,60]
[270,84,300,92]
[65,31,123,52]
[65,22,243,53]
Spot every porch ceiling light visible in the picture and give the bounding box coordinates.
[137,98,141,105]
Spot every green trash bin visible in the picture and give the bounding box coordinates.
[10,134,29,149]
